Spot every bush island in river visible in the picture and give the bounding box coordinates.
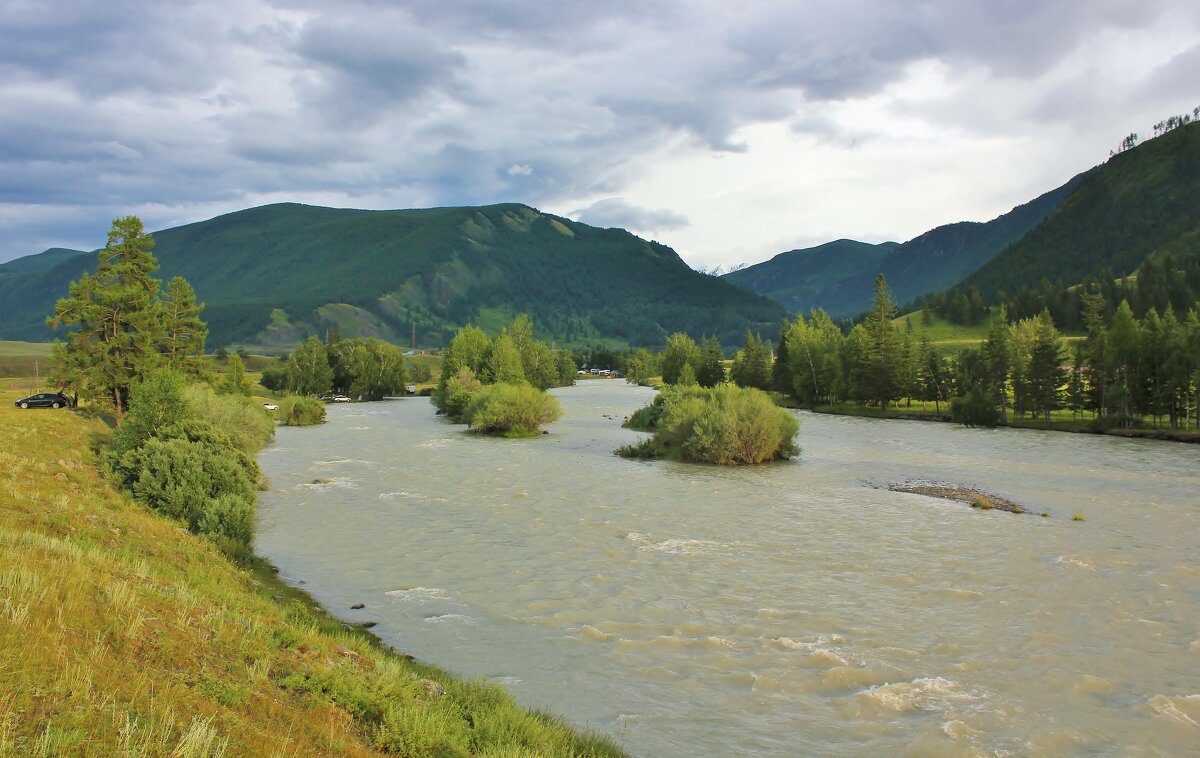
[464,382,563,437]
[433,315,570,435]
[619,384,799,464]
[276,394,327,426]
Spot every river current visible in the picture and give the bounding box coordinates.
[257,381,1200,757]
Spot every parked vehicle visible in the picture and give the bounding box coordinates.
[14,392,71,409]
[330,394,351,403]
[262,402,279,411]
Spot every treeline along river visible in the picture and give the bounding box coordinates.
[257,381,1200,756]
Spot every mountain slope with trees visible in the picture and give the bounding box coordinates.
[721,239,897,316]
[722,179,1079,317]
[922,118,1200,329]
[951,119,1200,305]
[0,203,784,349]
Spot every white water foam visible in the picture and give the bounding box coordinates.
[385,587,454,602]
[424,613,476,625]
[1147,694,1200,727]
[1055,555,1094,570]
[379,491,423,501]
[639,538,740,556]
[859,677,985,714]
[771,634,845,651]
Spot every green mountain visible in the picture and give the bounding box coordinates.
[723,176,1080,317]
[722,239,897,316]
[0,247,87,276]
[954,120,1200,300]
[0,203,785,349]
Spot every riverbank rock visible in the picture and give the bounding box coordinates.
[420,679,446,698]
[886,482,1026,514]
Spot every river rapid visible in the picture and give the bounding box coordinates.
[257,381,1200,757]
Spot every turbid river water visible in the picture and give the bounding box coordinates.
[257,381,1200,757]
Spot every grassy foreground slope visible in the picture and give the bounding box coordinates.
[0,383,624,757]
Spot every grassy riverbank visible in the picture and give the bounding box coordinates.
[779,395,1200,442]
[0,378,625,756]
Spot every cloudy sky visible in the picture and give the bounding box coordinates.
[2,1,1197,269]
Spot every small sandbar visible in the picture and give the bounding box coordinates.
[886,481,1027,514]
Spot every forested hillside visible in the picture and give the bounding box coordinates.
[0,203,784,349]
[722,239,896,316]
[946,119,1200,308]
[722,179,1076,316]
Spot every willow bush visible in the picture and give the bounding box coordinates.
[464,382,563,437]
[619,384,799,465]
[276,395,326,426]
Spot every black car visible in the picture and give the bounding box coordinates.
[14,392,71,409]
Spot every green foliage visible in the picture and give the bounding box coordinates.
[440,367,484,421]
[183,384,275,455]
[950,388,1001,427]
[102,367,267,553]
[676,361,698,386]
[434,318,574,425]
[217,352,253,396]
[259,364,288,391]
[730,330,773,390]
[276,395,326,426]
[159,276,209,380]
[330,337,408,400]
[695,336,726,388]
[620,384,799,465]
[860,274,902,407]
[285,335,333,395]
[661,332,700,385]
[46,216,164,424]
[484,332,526,385]
[624,347,661,385]
[435,324,491,411]
[464,382,563,436]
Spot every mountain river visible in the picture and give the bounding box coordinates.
[257,380,1200,756]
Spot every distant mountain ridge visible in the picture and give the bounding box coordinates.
[953,120,1200,301]
[0,202,785,349]
[723,177,1081,317]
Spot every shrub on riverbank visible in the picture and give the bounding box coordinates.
[619,384,799,464]
[464,381,563,436]
[106,369,265,555]
[183,383,275,453]
[276,394,326,426]
[950,389,1001,427]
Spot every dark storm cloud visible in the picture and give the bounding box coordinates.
[0,0,239,96]
[0,0,1196,262]
[293,11,467,123]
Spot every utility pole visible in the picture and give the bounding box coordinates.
[411,321,416,349]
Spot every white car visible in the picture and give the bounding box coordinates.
[262,402,278,411]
